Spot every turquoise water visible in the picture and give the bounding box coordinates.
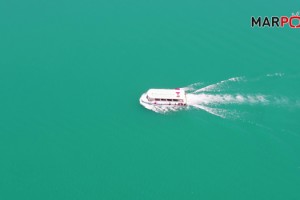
[1,0,300,199]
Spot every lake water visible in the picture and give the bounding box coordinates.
[1,0,300,199]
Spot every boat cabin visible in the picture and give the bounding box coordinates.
[145,88,187,105]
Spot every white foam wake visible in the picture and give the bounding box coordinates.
[182,82,204,92]
[193,76,245,93]
[266,72,285,77]
[186,93,269,105]
[190,104,228,118]
[186,93,270,119]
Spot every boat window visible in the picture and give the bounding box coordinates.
[161,99,166,101]
[173,99,179,102]
[155,98,160,101]
[167,99,172,101]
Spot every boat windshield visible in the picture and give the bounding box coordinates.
[146,95,154,101]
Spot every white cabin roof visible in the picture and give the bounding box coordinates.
[147,88,186,100]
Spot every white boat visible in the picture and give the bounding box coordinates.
[140,88,187,107]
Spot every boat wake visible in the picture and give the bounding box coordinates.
[141,73,300,119]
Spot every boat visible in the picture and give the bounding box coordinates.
[140,88,187,107]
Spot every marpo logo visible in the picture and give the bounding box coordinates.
[251,12,300,28]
